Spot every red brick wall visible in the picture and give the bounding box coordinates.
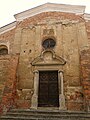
[0,55,18,114]
[80,49,90,111]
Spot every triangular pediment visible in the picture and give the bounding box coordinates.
[31,50,66,66]
[14,3,85,21]
[0,3,86,35]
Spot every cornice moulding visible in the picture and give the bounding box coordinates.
[14,3,85,21]
[84,13,90,21]
[0,21,16,35]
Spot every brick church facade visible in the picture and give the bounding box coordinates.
[0,3,90,114]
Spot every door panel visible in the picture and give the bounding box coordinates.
[38,71,59,107]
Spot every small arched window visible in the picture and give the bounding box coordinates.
[0,45,8,55]
[42,38,56,49]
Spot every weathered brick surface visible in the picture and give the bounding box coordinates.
[0,29,15,41]
[66,86,84,111]
[0,55,18,114]
[0,10,90,113]
[17,12,84,28]
[0,29,15,55]
[80,49,90,111]
[67,102,83,111]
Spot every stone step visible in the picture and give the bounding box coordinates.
[1,116,90,120]
[2,113,90,119]
[8,109,90,117]
[3,112,90,118]
[0,109,90,120]
[0,117,84,120]
[9,109,89,115]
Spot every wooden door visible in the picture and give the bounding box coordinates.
[38,71,59,107]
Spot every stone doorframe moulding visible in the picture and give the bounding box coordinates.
[31,70,66,110]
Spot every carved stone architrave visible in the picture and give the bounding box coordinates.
[31,50,66,110]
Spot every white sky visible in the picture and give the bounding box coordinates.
[0,0,90,27]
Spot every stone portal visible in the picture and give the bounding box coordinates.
[31,50,66,110]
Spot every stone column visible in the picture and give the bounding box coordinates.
[58,71,66,110]
[31,70,39,109]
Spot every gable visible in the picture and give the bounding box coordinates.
[14,3,85,21]
[0,3,88,35]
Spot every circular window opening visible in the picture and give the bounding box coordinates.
[42,38,56,49]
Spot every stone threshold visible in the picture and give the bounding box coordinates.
[37,107,59,111]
